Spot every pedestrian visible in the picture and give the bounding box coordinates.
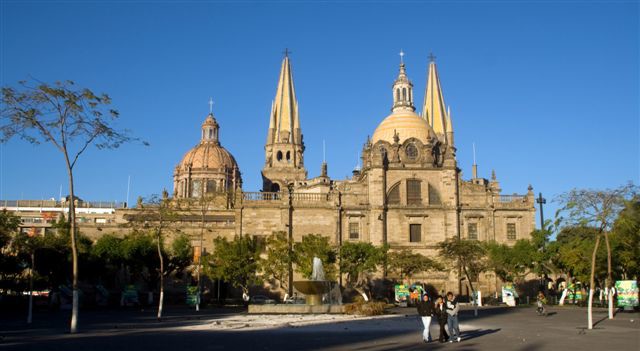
[446,292,461,343]
[536,291,547,316]
[435,295,449,343]
[416,294,435,343]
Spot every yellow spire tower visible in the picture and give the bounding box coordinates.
[262,50,307,192]
[421,53,453,145]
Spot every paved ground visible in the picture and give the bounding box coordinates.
[1,305,638,350]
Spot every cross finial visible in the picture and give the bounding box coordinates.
[428,52,436,63]
[283,48,291,58]
[399,49,405,64]
[208,97,214,114]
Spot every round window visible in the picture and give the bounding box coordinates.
[405,143,418,160]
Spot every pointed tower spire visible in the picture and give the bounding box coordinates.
[262,51,307,191]
[391,50,415,113]
[267,52,300,145]
[422,54,450,143]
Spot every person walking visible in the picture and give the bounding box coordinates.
[446,292,461,343]
[416,294,435,343]
[435,296,449,343]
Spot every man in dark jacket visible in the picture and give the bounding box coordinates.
[434,295,449,342]
[416,294,435,343]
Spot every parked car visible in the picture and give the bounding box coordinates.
[251,295,276,305]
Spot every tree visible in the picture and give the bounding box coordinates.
[611,198,640,279]
[1,80,143,333]
[437,238,486,296]
[557,183,638,327]
[388,249,441,282]
[170,233,193,276]
[127,191,177,320]
[11,231,46,324]
[548,226,606,284]
[206,235,262,297]
[339,242,386,299]
[293,234,337,280]
[0,210,20,249]
[260,231,293,296]
[0,211,22,294]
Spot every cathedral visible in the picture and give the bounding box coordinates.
[169,53,537,294]
[6,52,536,296]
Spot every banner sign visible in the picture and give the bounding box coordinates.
[615,280,639,307]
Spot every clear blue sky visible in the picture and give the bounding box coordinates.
[1,0,638,228]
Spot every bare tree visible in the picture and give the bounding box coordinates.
[557,183,638,328]
[1,80,144,333]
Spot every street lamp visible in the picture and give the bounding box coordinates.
[536,192,546,230]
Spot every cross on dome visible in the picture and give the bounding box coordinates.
[399,49,405,64]
[208,97,214,114]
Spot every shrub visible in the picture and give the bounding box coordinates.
[344,297,386,316]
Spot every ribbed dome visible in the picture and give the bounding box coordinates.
[372,110,435,144]
[177,142,238,170]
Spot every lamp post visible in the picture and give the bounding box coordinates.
[536,192,546,230]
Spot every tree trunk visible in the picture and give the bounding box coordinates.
[461,263,478,316]
[27,252,34,325]
[588,234,601,330]
[603,230,614,319]
[157,230,164,321]
[65,158,79,334]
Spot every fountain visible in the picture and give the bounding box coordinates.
[248,256,344,314]
[292,257,332,306]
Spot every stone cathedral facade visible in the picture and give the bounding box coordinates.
[169,54,536,295]
[7,54,536,296]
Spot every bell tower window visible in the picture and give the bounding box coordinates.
[277,151,283,161]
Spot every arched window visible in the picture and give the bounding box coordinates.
[387,183,400,205]
[402,88,407,101]
[286,151,291,162]
[396,89,400,101]
[208,129,213,139]
[271,183,280,192]
[277,151,283,161]
[191,180,202,198]
[206,180,216,194]
[406,179,421,205]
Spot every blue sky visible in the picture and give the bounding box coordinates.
[1,0,638,228]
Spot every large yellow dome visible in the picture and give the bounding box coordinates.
[371,110,435,144]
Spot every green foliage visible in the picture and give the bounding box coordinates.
[611,198,640,279]
[339,242,385,286]
[547,226,606,283]
[206,235,262,294]
[293,234,337,280]
[260,231,293,292]
[388,249,441,280]
[170,233,193,274]
[484,239,541,282]
[92,234,124,263]
[0,209,20,249]
[437,238,485,292]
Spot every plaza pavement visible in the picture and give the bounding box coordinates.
[1,305,638,350]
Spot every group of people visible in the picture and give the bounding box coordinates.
[416,292,461,343]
